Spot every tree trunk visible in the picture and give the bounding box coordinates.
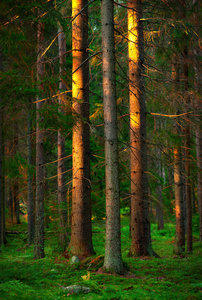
[27,108,35,245]
[128,0,154,257]
[156,146,164,230]
[34,21,45,259]
[173,124,185,254]
[69,0,94,257]
[0,44,6,248]
[172,51,185,254]
[101,0,123,274]
[58,27,68,251]
[184,46,192,253]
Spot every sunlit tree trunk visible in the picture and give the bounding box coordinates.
[27,106,35,245]
[69,0,94,257]
[173,125,185,254]
[128,0,154,256]
[58,27,68,251]
[172,53,185,254]
[101,0,123,274]
[34,21,45,259]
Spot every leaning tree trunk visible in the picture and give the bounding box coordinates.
[128,0,154,257]
[69,0,94,257]
[34,21,45,259]
[102,0,123,274]
[57,26,68,251]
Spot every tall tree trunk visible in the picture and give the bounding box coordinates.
[13,122,20,225]
[128,0,154,256]
[172,52,185,254]
[101,0,123,274]
[173,123,185,254]
[0,44,6,248]
[69,0,94,257]
[27,108,35,245]
[34,21,45,259]
[156,146,164,230]
[184,46,192,253]
[58,27,68,251]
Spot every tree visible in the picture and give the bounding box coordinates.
[128,0,155,256]
[57,26,68,251]
[27,103,35,245]
[34,20,45,259]
[0,44,6,249]
[101,0,124,273]
[69,0,95,257]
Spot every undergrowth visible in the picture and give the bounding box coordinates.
[0,216,201,299]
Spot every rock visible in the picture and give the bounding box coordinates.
[63,285,91,294]
[70,255,80,265]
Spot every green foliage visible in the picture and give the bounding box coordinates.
[0,216,201,300]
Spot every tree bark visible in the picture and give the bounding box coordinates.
[0,44,6,249]
[58,27,68,251]
[173,124,185,254]
[27,108,35,245]
[34,21,45,259]
[69,0,94,257]
[101,0,124,274]
[184,46,192,253]
[128,0,154,256]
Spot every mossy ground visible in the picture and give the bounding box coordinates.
[0,216,201,299]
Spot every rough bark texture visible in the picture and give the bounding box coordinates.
[173,128,185,254]
[69,0,94,257]
[34,21,45,259]
[128,0,153,256]
[101,0,123,274]
[172,54,185,254]
[58,27,68,251]
[27,109,35,245]
[184,47,192,253]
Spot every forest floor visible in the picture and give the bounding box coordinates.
[0,215,201,300]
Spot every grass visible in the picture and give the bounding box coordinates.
[0,216,201,300]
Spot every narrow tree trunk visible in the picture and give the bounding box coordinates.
[128,0,154,257]
[101,0,123,273]
[34,21,45,259]
[156,146,164,230]
[0,44,6,248]
[173,124,185,254]
[13,122,20,225]
[69,0,94,257]
[27,109,35,245]
[196,126,202,242]
[172,52,185,254]
[58,27,68,251]
[184,47,192,253]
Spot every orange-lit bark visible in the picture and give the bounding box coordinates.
[172,52,185,254]
[128,0,154,256]
[69,0,94,257]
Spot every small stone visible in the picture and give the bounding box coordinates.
[70,255,80,265]
[63,285,91,294]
